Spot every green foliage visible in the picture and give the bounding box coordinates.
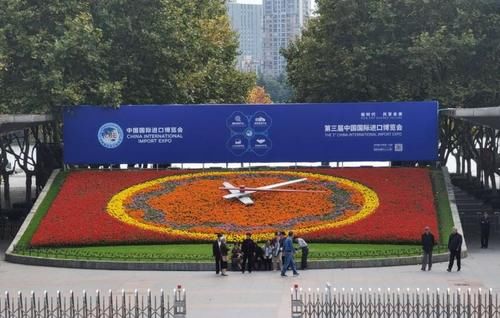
[15,243,431,262]
[0,0,122,113]
[257,73,294,103]
[0,0,254,113]
[284,0,500,108]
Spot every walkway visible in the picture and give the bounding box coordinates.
[1,235,500,318]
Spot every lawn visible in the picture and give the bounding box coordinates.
[14,242,448,262]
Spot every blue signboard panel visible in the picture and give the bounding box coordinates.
[63,102,438,164]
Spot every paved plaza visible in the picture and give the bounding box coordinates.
[1,235,499,318]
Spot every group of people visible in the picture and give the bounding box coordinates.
[421,212,491,272]
[212,231,309,277]
[214,212,492,276]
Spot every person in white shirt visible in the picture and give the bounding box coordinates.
[263,240,273,270]
[295,237,309,270]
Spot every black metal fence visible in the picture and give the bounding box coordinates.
[291,286,500,317]
[0,287,186,318]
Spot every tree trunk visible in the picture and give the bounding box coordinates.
[490,172,497,194]
[25,173,34,203]
[2,174,11,208]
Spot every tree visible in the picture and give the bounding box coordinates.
[0,0,254,113]
[247,86,272,104]
[257,73,293,103]
[0,0,122,113]
[284,0,500,108]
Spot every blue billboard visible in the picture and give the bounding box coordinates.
[63,102,438,164]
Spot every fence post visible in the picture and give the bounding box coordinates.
[446,288,450,318]
[467,288,472,318]
[405,288,411,318]
[384,288,389,318]
[69,291,75,318]
[332,288,338,318]
[147,290,152,318]
[160,289,165,318]
[457,289,461,318]
[417,288,422,317]
[82,290,88,318]
[426,288,431,318]
[5,292,11,318]
[358,288,363,318]
[326,283,332,318]
[121,290,126,318]
[17,292,23,318]
[488,289,493,318]
[173,286,186,318]
[43,291,49,318]
[30,292,35,318]
[478,288,482,318]
[134,290,139,318]
[56,291,62,318]
[95,290,101,318]
[396,288,401,318]
[109,290,113,318]
[436,288,441,318]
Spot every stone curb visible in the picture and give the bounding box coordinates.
[5,169,61,256]
[5,252,451,271]
[441,167,468,257]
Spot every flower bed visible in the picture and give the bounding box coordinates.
[30,168,438,247]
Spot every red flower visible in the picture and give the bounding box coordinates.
[30,168,438,247]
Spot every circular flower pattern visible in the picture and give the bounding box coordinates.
[107,171,379,241]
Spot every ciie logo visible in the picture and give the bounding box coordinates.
[97,123,123,149]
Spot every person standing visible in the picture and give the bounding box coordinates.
[447,228,463,272]
[220,236,229,276]
[296,237,309,270]
[241,233,256,273]
[263,240,273,271]
[279,231,286,266]
[281,231,299,277]
[420,226,435,271]
[480,212,491,248]
[212,233,223,275]
[231,242,242,271]
[271,235,282,271]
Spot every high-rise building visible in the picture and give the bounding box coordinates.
[262,0,311,77]
[226,0,263,73]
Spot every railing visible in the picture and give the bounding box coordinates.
[0,287,186,318]
[291,285,500,318]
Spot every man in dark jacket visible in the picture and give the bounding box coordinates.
[212,233,223,275]
[480,212,491,248]
[241,232,256,273]
[447,227,463,272]
[421,226,435,271]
